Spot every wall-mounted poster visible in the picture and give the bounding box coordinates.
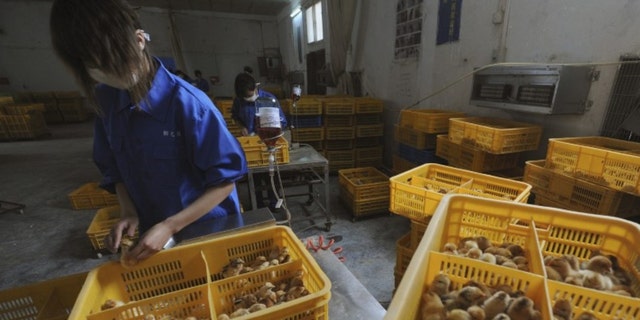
[395,0,423,60]
[436,0,462,45]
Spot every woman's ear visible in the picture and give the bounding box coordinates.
[135,29,146,51]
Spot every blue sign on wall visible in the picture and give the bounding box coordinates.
[436,0,462,45]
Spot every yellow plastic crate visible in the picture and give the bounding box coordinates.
[394,232,414,282]
[388,194,640,320]
[324,139,353,150]
[389,163,531,222]
[289,98,322,115]
[320,97,355,115]
[291,127,324,142]
[340,185,389,218]
[338,167,389,200]
[324,126,355,140]
[399,109,465,134]
[0,96,14,106]
[0,272,87,320]
[545,136,640,195]
[356,124,384,138]
[355,113,382,125]
[525,159,637,216]
[323,115,354,127]
[356,158,382,168]
[355,146,383,161]
[69,226,331,320]
[324,149,355,163]
[354,97,383,114]
[448,117,543,154]
[86,205,138,251]
[409,219,431,250]
[394,125,437,150]
[0,112,50,140]
[236,135,290,167]
[2,103,46,115]
[213,98,233,117]
[436,134,521,172]
[68,182,119,210]
[387,252,552,320]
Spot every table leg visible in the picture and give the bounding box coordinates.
[247,171,257,210]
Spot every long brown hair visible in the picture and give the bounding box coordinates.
[50,0,156,112]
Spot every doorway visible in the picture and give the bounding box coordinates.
[306,49,326,95]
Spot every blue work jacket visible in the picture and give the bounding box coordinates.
[93,60,247,233]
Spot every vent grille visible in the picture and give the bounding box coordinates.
[517,85,554,106]
[600,55,640,142]
[476,84,511,99]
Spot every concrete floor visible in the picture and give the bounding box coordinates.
[0,119,409,308]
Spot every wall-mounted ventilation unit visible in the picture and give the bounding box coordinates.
[470,65,594,114]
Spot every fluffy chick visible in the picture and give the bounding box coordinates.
[485,247,513,259]
[475,236,492,251]
[505,244,524,258]
[229,308,250,318]
[483,291,511,319]
[422,291,446,320]
[584,255,613,276]
[447,309,472,320]
[222,258,245,278]
[466,248,483,260]
[446,286,486,311]
[608,255,632,286]
[581,270,613,291]
[430,274,452,297]
[480,253,497,265]
[443,243,459,255]
[463,280,493,298]
[492,314,510,320]
[547,257,578,280]
[552,299,572,320]
[466,305,485,320]
[506,296,541,320]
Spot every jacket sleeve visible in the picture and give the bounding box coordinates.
[92,118,122,194]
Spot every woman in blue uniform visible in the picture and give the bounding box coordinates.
[231,73,287,211]
[50,0,248,263]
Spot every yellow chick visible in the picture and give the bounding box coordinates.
[447,309,472,320]
[229,308,250,318]
[466,248,483,260]
[446,286,486,311]
[248,303,267,313]
[430,274,452,297]
[480,252,497,265]
[483,291,511,319]
[506,296,541,320]
[421,291,446,320]
[217,314,231,320]
[222,258,245,278]
[466,305,485,320]
[552,298,572,320]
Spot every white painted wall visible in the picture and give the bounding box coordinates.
[0,1,280,99]
[282,0,640,165]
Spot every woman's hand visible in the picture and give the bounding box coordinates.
[104,215,139,254]
[124,221,175,264]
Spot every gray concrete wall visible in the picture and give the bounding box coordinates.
[0,1,280,98]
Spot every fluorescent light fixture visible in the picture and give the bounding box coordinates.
[290,6,301,18]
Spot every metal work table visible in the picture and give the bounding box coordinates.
[246,145,334,231]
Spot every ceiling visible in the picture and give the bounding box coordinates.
[127,0,293,16]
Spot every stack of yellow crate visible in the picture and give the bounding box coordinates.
[393,109,464,174]
[354,97,385,168]
[437,117,542,174]
[525,136,640,219]
[338,167,389,221]
[321,97,356,172]
[287,97,324,151]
